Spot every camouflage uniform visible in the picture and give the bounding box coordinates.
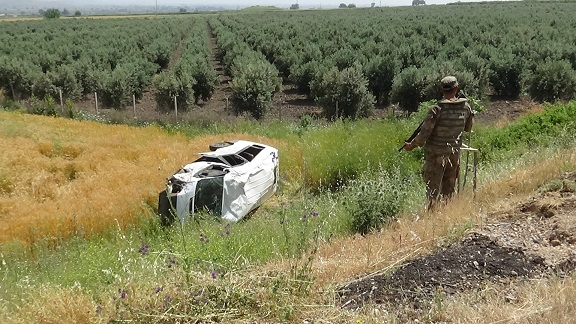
[409,77,474,209]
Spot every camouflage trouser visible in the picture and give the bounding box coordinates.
[422,151,460,210]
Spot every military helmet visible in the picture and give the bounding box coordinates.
[440,76,458,91]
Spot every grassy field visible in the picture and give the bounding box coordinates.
[1,102,576,322]
[0,111,301,246]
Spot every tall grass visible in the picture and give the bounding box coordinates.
[0,111,299,246]
[2,100,576,322]
[300,118,422,190]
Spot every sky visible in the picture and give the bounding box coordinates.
[0,0,488,11]
[5,0,451,9]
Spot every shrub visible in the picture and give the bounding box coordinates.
[29,94,58,116]
[145,40,171,71]
[124,60,156,100]
[331,47,361,71]
[345,168,412,235]
[79,68,105,95]
[180,58,217,104]
[153,71,196,112]
[52,65,83,100]
[311,64,374,120]
[0,58,37,100]
[489,52,523,97]
[273,51,298,79]
[420,62,480,102]
[230,57,282,120]
[99,68,135,109]
[390,66,430,113]
[31,72,57,99]
[364,55,400,106]
[43,8,61,19]
[523,59,576,102]
[289,60,327,97]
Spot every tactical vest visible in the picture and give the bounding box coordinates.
[424,98,471,153]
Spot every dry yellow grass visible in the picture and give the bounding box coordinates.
[6,286,103,324]
[0,14,186,22]
[0,111,298,245]
[0,17,41,22]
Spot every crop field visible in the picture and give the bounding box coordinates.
[0,111,300,246]
[2,2,576,323]
[2,2,576,121]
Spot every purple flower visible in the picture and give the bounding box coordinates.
[211,270,221,279]
[311,211,319,217]
[164,295,173,303]
[118,289,127,299]
[194,289,204,297]
[154,286,163,294]
[200,233,210,243]
[166,257,176,268]
[95,305,103,314]
[301,214,308,222]
[138,243,150,255]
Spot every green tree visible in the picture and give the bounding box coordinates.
[523,59,576,102]
[311,64,375,120]
[189,60,217,104]
[364,55,400,106]
[74,10,81,17]
[489,51,523,98]
[43,8,61,19]
[348,3,357,8]
[290,60,327,98]
[62,8,70,16]
[230,56,282,120]
[339,3,348,8]
[0,58,37,100]
[153,71,196,112]
[390,66,430,113]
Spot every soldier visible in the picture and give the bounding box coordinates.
[403,76,474,210]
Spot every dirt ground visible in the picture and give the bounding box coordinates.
[70,82,542,126]
[338,172,576,312]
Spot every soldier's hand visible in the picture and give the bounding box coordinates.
[403,142,416,151]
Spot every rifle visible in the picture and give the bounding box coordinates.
[398,120,424,152]
[398,90,469,152]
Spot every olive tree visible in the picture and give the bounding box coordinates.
[311,64,374,120]
[523,59,576,102]
[43,8,61,19]
[230,55,282,120]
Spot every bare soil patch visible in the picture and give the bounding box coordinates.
[70,87,543,126]
[338,172,576,312]
[474,95,543,126]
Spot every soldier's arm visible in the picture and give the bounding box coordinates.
[409,106,439,147]
[464,103,473,132]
